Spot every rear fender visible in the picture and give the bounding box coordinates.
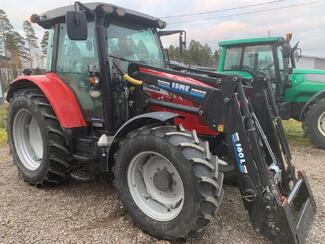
[299,90,325,120]
[7,73,87,128]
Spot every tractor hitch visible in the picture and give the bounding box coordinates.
[271,171,316,244]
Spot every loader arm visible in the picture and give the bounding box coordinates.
[112,59,316,244]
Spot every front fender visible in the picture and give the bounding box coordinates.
[300,90,325,120]
[106,112,183,170]
[7,73,87,128]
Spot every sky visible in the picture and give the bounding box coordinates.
[0,0,325,57]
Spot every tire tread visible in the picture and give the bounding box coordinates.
[114,124,224,241]
[9,88,71,186]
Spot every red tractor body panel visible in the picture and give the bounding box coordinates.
[141,68,219,136]
[10,69,218,135]
[10,72,87,128]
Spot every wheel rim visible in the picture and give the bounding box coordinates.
[127,151,184,222]
[13,109,43,171]
[318,111,325,136]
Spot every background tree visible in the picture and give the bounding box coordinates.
[0,9,13,56]
[212,50,220,68]
[23,20,38,68]
[167,40,219,68]
[40,31,49,55]
[6,31,29,77]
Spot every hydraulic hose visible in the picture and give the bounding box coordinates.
[122,74,143,86]
[112,58,143,86]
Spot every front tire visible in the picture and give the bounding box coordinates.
[303,98,325,149]
[7,89,72,186]
[114,124,224,241]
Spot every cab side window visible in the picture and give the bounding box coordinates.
[224,47,241,70]
[57,23,98,73]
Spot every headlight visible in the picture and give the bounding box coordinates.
[157,20,167,29]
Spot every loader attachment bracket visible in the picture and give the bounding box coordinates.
[270,171,316,244]
[201,75,240,132]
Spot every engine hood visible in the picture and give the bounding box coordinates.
[292,68,325,75]
[291,68,325,84]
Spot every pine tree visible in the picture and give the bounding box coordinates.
[212,50,220,68]
[168,40,218,68]
[0,9,14,56]
[6,31,29,76]
[40,31,49,55]
[23,20,38,68]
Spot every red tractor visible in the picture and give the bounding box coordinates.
[7,2,315,243]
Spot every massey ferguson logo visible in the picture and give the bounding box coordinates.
[232,133,248,174]
[171,82,190,93]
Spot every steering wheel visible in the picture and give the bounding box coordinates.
[255,70,270,80]
[260,62,274,72]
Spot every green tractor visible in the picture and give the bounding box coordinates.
[217,34,325,148]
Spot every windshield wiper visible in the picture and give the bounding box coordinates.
[108,55,147,65]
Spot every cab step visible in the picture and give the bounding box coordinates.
[72,136,98,162]
[72,152,96,162]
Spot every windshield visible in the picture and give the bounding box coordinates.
[224,45,276,80]
[107,23,164,68]
[224,47,241,70]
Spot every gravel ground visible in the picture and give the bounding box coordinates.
[0,145,324,244]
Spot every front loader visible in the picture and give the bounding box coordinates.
[6,2,315,243]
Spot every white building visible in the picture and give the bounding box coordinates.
[296,55,325,70]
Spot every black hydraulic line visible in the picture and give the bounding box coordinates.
[265,80,292,161]
[149,99,200,114]
[129,59,228,86]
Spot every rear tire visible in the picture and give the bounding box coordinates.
[302,98,325,149]
[7,89,72,186]
[114,124,224,241]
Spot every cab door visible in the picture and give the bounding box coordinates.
[55,22,102,122]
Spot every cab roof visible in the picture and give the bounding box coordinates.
[218,36,284,47]
[34,2,165,29]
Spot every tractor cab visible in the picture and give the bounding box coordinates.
[32,2,169,125]
[218,35,298,101]
[32,2,187,129]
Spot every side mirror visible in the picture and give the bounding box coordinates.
[163,48,170,64]
[179,31,186,54]
[295,48,302,62]
[66,11,88,40]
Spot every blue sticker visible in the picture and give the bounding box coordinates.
[231,133,248,174]
[157,80,206,99]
